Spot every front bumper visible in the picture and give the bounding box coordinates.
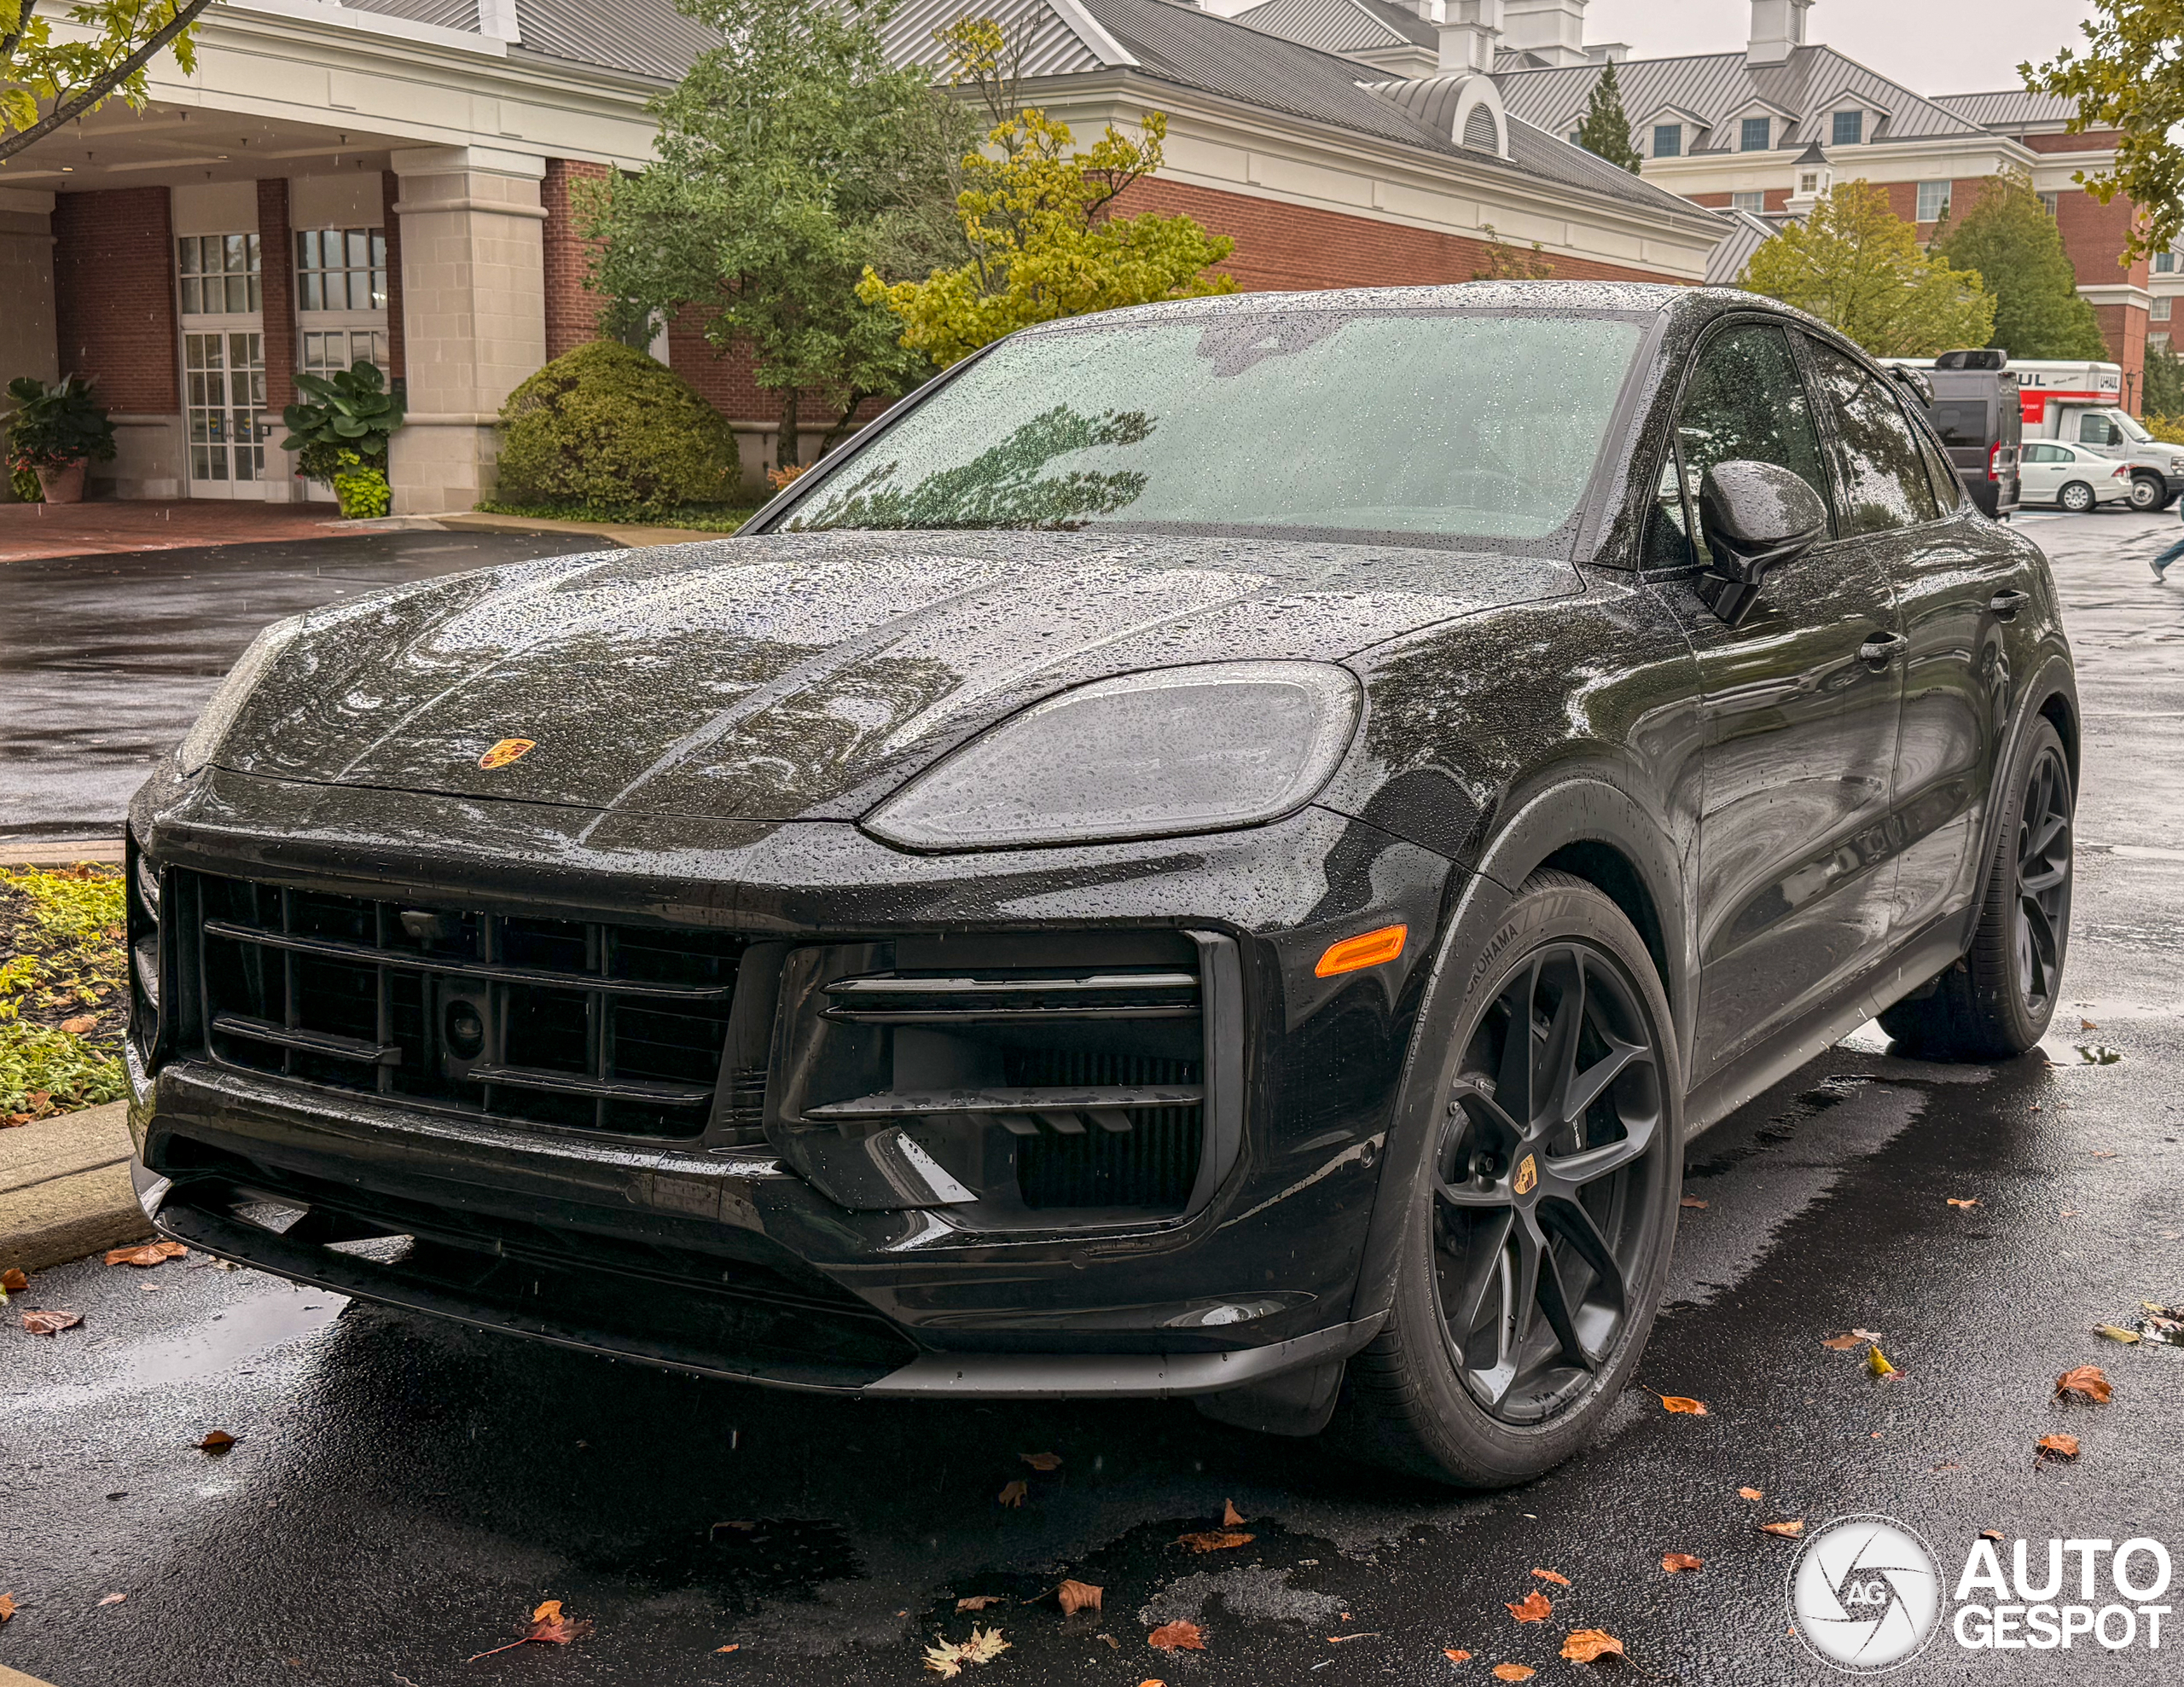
[125,765,1449,1396]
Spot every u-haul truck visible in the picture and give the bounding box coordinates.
[2011,358,2184,511]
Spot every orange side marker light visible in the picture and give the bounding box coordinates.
[1315,923,1407,977]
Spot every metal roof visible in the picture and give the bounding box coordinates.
[1494,45,1989,154]
[1704,207,1780,285]
[1228,0,1435,56]
[341,0,496,32]
[1932,90,2084,131]
[340,0,717,81]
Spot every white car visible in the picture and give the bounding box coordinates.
[2016,440,2135,512]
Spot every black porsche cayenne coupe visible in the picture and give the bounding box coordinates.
[125,283,2077,1485]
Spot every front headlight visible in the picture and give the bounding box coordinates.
[176,615,306,777]
[863,660,1362,851]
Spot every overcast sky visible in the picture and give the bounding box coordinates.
[1581,0,2105,97]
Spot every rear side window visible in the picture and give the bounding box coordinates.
[1800,338,1941,531]
[1928,400,1989,447]
[1912,422,1963,510]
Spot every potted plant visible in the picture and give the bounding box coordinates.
[4,375,118,504]
[280,361,404,519]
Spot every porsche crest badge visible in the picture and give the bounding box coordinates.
[478,738,537,769]
[1513,1154,1537,1196]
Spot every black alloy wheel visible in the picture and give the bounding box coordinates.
[2013,741,2073,1022]
[2059,480,2095,513]
[1433,942,1669,1424]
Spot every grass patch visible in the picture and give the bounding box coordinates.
[474,499,763,534]
[1,863,129,1122]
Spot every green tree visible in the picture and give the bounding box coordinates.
[858,18,1234,370]
[2143,337,2184,424]
[1742,179,1995,357]
[1932,171,2109,360]
[2,1,216,162]
[584,0,971,467]
[1574,60,1641,173]
[2024,0,2184,264]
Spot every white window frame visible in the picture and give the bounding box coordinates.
[1916,182,1950,223]
[1731,190,1764,213]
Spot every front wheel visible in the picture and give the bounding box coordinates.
[2129,473,2166,513]
[2059,480,2096,513]
[1330,872,1681,1487]
[1879,717,2073,1059]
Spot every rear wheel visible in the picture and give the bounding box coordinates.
[2129,472,2167,513]
[1331,872,1680,1487]
[2059,480,2095,513]
[1879,717,2073,1059]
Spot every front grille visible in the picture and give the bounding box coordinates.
[1005,1046,1203,1209]
[182,872,752,1139]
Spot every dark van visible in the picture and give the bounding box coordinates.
[1885,351,2022,518]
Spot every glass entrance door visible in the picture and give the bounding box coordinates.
[183,330,269,497]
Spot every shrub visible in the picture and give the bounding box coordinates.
[1,864,127,1122]
[494,341,741,519]
[331,450,392,519]
[5,374,117,471]
[281,361,401,484]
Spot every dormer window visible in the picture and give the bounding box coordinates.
[1653,123,1683,158]
[1740,116,1769,151]
[1832,109,1863,145]
[1798,170,1820,194]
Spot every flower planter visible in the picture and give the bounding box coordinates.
[34,460,86,504]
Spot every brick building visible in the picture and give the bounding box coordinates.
[0,0,1725,513]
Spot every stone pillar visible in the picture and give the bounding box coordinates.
[0,188,59,503]
[385,146,547,514]
[257,177,299,502]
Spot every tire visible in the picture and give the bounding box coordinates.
[2129,473,2166,513]
[1328,871,1682,1487]
[2059,480,2095,513]
[1879,717,2074,1060]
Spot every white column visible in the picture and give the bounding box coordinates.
[386,145,547,515]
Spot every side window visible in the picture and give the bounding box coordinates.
[1800,338,1941,532]
[1906,409,1963,510]
[2077,414,2120,447]
[1668,323,1833,565]
[1644,445,1695,565]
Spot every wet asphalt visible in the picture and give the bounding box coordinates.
[3,513,2181,1686]
[0,531,609,844]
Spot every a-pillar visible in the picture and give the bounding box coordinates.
[385,146,547,514]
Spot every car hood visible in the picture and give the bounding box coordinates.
[214,529,1577,824]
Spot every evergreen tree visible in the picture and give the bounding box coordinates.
[2142,337,2184,422]
[1575,61,1642,173]
[1932,171,2111,360]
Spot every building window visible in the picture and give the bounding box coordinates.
[2155,297,2174,322]
[1832,109,1863,146]
[2039,192,2060,217]
[2158,251,2177,274]
[183,331,266,483]
[1732,191,1764,212]
[1740,116,1769,151]
[2157,333,2173,350]
[295,228,389,312]
[302,328,392,376]
[1653,124,1682,158]
[1798,171,1820,194]
[177,235,262,316]
[1917,182,1951,223]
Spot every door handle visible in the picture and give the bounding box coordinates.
[1989,588,2030,620]
[1857,631,1907,669]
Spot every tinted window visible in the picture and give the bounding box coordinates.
[1928,401,1989,447]
[1656,323,1832,566]
[2077,413,2123,446]
[1912,422,1962,509]
[1800,338,1941,532]
[783,310,1646,544]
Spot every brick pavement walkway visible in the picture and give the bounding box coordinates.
[0,498,369,563]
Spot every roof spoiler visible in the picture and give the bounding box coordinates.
[1934,348,2009,370]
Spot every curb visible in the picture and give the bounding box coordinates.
[3,838,125,867]
[0,1101,150,1276]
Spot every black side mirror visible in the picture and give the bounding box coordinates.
[1694,459,1828,627]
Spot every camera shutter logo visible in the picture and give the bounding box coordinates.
[1787,1515,1943,1672]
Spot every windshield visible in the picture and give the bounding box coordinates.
[2111,409,2153,443]
[780,309,1647,545]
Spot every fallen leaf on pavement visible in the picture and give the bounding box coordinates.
[713,1520,757,1534]
[1019,1452,1062,1472]
[2091,1150,2117,1159]
[466,1599,594,1661]
[1679,1196,1707,1209]
[2055,1365,2112,1403]
[1659,1395,1707,1415]
[1820,1334,1863,1349]
[1506,1591,1552,1623]
[714,1643,739,1653]
[1176,1530,1253,1553]
[1851,1328,1883,1342]
[1057,1580,1101,1616]
[195,1430,236,1452]
[21,1309,81,1336]
[1327,1632,1380,1644]
[1491,1666,1535,1682]
[1981,1530,2004,1542]
[0,1594,12,1623]
[105,1242,187,1268]
[2095,1325,2140,1344]
[956,1596,1003,1612]
[1946,1197,1980,1209]
[2081,1018,2098,1030]
[1761,1521,1806,1539]
[1867,1346,1898,1379]
[1443,1649,1471,1663]
[996,1481,1027,1508]
[1147,1620,1205,1651]
[1531,1568,1570,1586]
[1222,1499,1246,1527]
[1,1268,27,1293]
[1738,1487,1763,1500]
[1562,1630,1625,1663]
[922,1626,1011,1678]
[2036,1435,2080,1461]
[99,1593,125,1606]
[60,1015,96,1034]
[1661,1553,1704,1573]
